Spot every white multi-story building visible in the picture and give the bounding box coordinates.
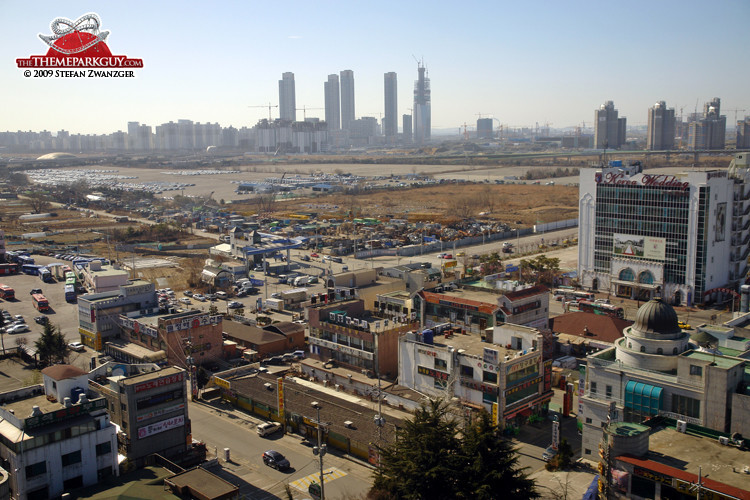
[0,365,117,500]
[578,153,750,306]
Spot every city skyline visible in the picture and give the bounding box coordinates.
[1,1,749,136]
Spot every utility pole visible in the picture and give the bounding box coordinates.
[311,401,327,500]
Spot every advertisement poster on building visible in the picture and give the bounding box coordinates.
[715,202,726,242]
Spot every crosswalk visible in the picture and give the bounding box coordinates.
[289,467,348,492]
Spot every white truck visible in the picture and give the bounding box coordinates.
[281,288,307,308]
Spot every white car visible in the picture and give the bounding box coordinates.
[6,324,29,334]
[257,422,282,437]
[193,294,206,302]
[179,297,191,304]
[68,342,85,352]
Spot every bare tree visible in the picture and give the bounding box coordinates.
[28,195,51,214]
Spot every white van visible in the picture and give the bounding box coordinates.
[215,291,228,300]
[293,276,308,286]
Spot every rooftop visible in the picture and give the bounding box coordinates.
[550,312,632,344]
[165,466,239,499]
[682,350,744,369]
[121,365,184,387]
[618,426,750,500]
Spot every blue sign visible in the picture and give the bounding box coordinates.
[506,265,519,273]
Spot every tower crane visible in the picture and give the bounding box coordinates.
[296,105,324,120]
[249,103,278,121]
[724,108,747,126]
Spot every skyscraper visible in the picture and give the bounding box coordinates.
[324,74,340,130]
[413,61,431,144]
[688,97,726,150]
[594,100,626,149]
[279,72,296,122]
[646,101,676,150]
[384,72,398,138]
[340,70,355,131]
[737,116,750,149]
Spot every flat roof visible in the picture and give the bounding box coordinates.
[683,350,744,369]
[618,426,750,499]
[165,467,238,499]
[424,330,518,359]
[121,366,183,387]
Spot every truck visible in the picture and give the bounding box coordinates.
[280,288,307,308]
[264,298,284,312]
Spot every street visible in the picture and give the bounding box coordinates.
[188,397,375,499]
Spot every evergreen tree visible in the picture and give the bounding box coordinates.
[34,322,67,366]
[370,400,538,500]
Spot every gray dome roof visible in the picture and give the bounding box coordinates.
[631,298,681,337]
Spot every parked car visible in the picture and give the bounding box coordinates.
[183,290,193,297]
[678,321,691,330]
[68,342,85,352]
[215,291,228,300]
[292,350,305,360]
[227,301,243,309]
[34,316,49,325]
[179,297,191,304]
[306,276,319,284]
[271,292,281,299]
[300,255,310,262]
[193,294,206,301]
[310,253,319,258]
[257,422,282,437]
[542,445,558,462]
[30,288,43,295]
[6,324,29,334]
[262,450,290,470]
[14,315,24,323]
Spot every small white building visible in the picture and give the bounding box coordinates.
[0,365,118,500]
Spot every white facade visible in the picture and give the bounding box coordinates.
[578,154,750,305]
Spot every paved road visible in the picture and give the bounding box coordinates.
[189,398,375,499]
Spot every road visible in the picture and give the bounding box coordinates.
[189,398,375,499]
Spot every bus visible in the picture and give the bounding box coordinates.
[0,263,19,275]
[577,300,625,319]
[39,267,53,283]
[22,264,41,275]
[16,255,35,266]
[552,289,595,302]
[31,293,49,312]
[65,271,77,285]
[0,284,15,300]
[64,284,76,302]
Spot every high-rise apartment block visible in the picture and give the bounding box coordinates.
[688,98,726,150]
[413,61,431,144]
[340,70,355,130]
[646,101,676,150]
[594,100,626,149]
[384,72,398,138]
[324,74,340,130]
[477,118,493,139]
[279,72,296,122]
[402,114,412,142]
[738,117,750,149]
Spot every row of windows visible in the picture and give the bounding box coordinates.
[26,442,110,479]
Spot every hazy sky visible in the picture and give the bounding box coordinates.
[2,1,749,135]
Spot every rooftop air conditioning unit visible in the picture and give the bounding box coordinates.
[263,383,273,390]
[676,420,687,433]
[344,420,354,428]
[718,436,730,446]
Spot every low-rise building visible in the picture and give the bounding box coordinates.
[88,365,190,469]
[79,261,130,293]
[398,322,553,423]
[0,365,117,500]
[77,279,158,350]
[221,321,305,359]
[550,311,632,356]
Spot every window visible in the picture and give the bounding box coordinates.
[482,392,497,404]
[96,442,112,456]
[657,348,663,355]
[672,394,701,419]
[689,365,703,376]
[120,403,127,412]
[25,461,47,478]
[585,448,592,455]
[483,371,498,384]
[590,381,597,394]
[585,417,592,424]
[606,385,612,398]
[434,358,447,370]
[640,346,646,352]
[459,365,473,378]
[62,450,82,467]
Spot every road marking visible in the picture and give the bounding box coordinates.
[289,467,347,491]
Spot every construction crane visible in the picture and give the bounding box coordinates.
[725,108,747,126]
[296,105,324,120]
[249,103,278,121]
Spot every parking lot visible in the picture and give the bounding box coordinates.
[0,254,81,349]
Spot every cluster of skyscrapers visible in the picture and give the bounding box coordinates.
[596,97,740,151]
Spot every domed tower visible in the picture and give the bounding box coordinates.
[614,298,691,371]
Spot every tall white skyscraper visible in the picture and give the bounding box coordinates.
[413,61,431,144]
[340,70,355,131]
[384,72,398,138]
[279,72,296,122]
[324,74,340,130]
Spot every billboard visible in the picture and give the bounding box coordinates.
[613,233,665,261]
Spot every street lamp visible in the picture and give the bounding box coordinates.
[311,401,326,500]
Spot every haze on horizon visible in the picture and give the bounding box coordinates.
[1,0,748,136]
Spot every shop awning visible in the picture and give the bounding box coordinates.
[624,380,663,415]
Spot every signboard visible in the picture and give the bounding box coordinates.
[418,347,438,357]
[596,172,690,191]
[504,376,542,396]
[213,377,230,390]
[117,316,158,338]
[136,403,185,423]
[134,372,184,393]
[512,300,541,315]
[460,378,499,395]
[277,377,285,423]
[506,355,539,374]
[552,420,560,450]
[137,414,185,439]
[164,314,222,333]
[492,402,498,427]
[417,365,449,381]
[613,233,666,261]
[483,348,499,365]
[25,398,107,430]
[308,336,374,360]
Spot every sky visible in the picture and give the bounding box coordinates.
[1,1,749,136]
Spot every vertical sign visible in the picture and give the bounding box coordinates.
[552,420,560,450]
[277,377,285,425]
[491,402,498,427]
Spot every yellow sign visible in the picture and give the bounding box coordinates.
[214,377,230,390]
[442,260,457,269]
[277,377,285,421]
[491,402,498,426]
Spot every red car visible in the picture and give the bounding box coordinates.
[310,253,319,258]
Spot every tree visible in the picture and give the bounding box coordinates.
[370,400,539,500]
[28,195,51,214]
[34,322,67,366]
